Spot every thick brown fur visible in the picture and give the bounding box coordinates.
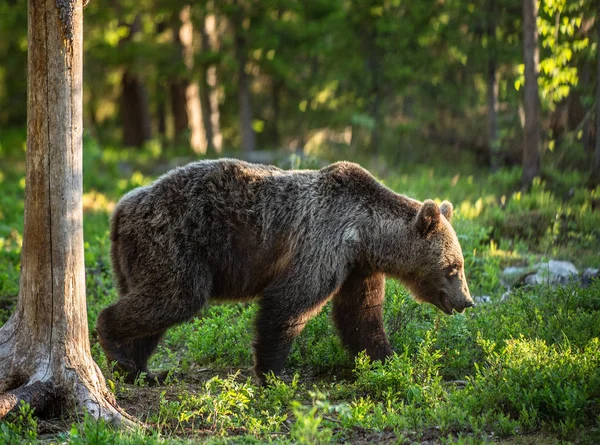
[96,159,473,384]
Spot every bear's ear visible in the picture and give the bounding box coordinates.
[440,200,453,223]
[416,200,441,237]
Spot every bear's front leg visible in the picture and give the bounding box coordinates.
[252,301,306,385]
[332,271,393,362]
[252,290,332,385]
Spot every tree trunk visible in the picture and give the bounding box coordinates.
[170,79,190,139]
[487,0,500,171]
[233,11,256,153]
[521,0,541,190]
[186,82,207,154]
[369,88,383,154]
[171,6,208,154]
[204,14,223,153]
[365,30,383,154]
[119,15,153,148]
[156,24,167,138]
[198,71,215,154]
[157,86,167,138]
[120,69,153,148]
[0,0,132,425]
[198,15,220,154]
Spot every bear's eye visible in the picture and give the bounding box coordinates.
[446,263,461,276]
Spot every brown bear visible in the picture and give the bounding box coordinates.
[96,159,473,384]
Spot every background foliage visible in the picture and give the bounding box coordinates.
[1,0,600,443]
[0,0,598,170]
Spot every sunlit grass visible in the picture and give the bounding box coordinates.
[1,142,599,443]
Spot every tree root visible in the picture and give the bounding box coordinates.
[72,378,139,428]
[1,318,137,427]
[0,378,138,428]
[0,381,54,418]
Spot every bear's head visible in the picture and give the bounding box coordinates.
[403,200,474,315]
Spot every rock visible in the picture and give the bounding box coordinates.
[547,260,579,278]
[497,261,597,304]
[582,268,599,287]
[500,266,534,289]
[523,273,542,285]
[501,260,581,290]
[523,260,579,286]
[474,295,492,304]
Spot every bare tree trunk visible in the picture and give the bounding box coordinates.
[156,24,167,139]
[119,15,152,148]
[203,13,223,153]
[157,86,167,138]
[207,65,223,152]
[233,9,256,153]
[521,0,541,190]
[170,80,189,138]
[369,87,383,154]
[171,6,208,154]
[186,82,207,154]
[365,31,383,154]
[198,18,215,154]
[121,69,153,147]
[198,74,215,154]
[487,0,500,171]
[0,0,132,425]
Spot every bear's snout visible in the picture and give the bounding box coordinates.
[446,289,475,314]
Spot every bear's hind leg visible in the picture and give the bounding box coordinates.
[332,271,393,362]
[96,285,208,384]
[96,304,139,376]
[123,331,168,384]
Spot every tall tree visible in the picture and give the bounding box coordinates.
[171,5,208,154]
[521,0,541,189]
[198,12,223,154]
[231,1,256,152]
[119,15,153,148]
[0,0,130,423]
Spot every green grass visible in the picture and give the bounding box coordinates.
[1,135,599,444]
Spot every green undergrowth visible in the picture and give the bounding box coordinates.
[1,138,600,443]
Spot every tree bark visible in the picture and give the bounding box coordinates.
[366,47,383,154]
[204,14,223,153]
[0,0,133,425]
[487,0,500,171]
[236,44,256,152]
[170,79,190,138]
[233,7,256,153]
[120,69,153,148]
[198,14,221,154]
[521,0,541,190]
[119,15,153,148]
[156,23,167,139]
[157,85,167,138]
[171,6,208,154]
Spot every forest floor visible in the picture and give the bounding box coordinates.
[1,141,600,444]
